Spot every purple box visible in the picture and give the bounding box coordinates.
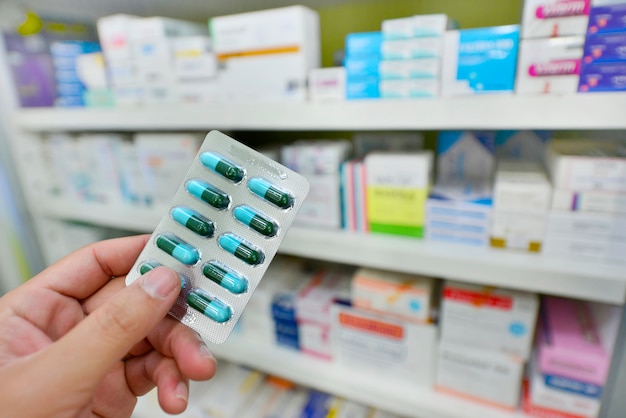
[588,4,626,34]
[579,61,626,92]
[583,32,626,63]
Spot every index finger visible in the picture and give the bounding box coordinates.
[34,234,150,299]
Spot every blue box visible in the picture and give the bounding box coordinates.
[345,31,383,59]
[583,32,626,63]
[588,4,626,35]
[579,61,626,92]
[272,293,300,350]
[344,57,380,77]
[346,75,380,99]
[442,25,520,95]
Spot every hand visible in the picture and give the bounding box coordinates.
[0,235,216,418]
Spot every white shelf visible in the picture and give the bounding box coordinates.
[39,199,626,304]
[206,334,526,418]
[14,93,626,132]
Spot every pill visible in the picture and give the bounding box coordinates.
[219,233,265,265]
[139,261,186,289]
[233,205,278,237]
[171,206,214,237]
[187,180,230,210]
[187,290,232,323]
[156,234,199,265]
[203,262,248,294]
[200,152,244,182]
[248,178,293,209]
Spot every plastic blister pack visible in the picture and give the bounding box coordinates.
[126,131,310,343]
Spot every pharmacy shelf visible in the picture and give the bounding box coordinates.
[207,334,526,418]
[14,93,626,132]
[40,198,626,304]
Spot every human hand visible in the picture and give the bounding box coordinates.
[0,235,216,418]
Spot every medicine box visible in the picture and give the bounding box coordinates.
[442,25,520,96]
[308,67,346,101]
[522,0,590,38]
[171,36,217,81]
[579,61,626,92]
[379,58,440,79]
[543,231,626,263]
[588,3,626,34]
[365,151,433,238]
[545,140,626,192]
[493,161,552,212]
[346,75,380,99]
[551,189,626,213]
[210,6,320,101]
[546,211,626,237]
[345,32,383,59]
[495,130,551,163]
[491,210,548,252]
[344,57,380,77]
[330,303,438,387]
[440,281,539,360]
[516,37,584,95]
[97,14,140,62]
[583,32,626,64]
[537,297,610,386]
[436,342,524,409]
[351,267,435,323]
[436,131,496,183]
[353,131,424,158]
[382,14,455,39]
[379,79,439,98]
[381,38,443,60]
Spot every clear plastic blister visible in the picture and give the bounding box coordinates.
[126,131,310,343]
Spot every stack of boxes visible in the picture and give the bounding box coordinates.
[436,281,539,409]
[524,297,620,417]
[172,36,218,104]
[344,32,383,99]
[490,160,553,252]
[543,140,626,263]
[379,14,454,98]
[426,131,495,246]
[49,41,102,107]
[579,2,626,93]
[517,0,587,95]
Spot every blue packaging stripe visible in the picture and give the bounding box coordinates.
[544,374,603,399]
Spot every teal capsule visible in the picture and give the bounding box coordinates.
[138,261,186,289]
[186,180,230,210]
[156,234,199,265]
[248,178,294,209]
[200,152,244,182]
[171,206,214,237]
[233,205,278,237]
[219,233,265,265]
[187,290,232,323]
[203,262,248,294]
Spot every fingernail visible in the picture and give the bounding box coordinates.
[141,268,178,299]
[199,342,214,359]
[174,381,188,402]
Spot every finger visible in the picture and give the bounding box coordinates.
[125,350,185,401]
[37,235,150,300]
[41,267,180,389]
[147,317,217,381]
[81,276,126,313]
[92,362,137,418]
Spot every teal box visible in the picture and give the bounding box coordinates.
[346,75,380,99]
[345,31,383,59]
[344,57,380,77]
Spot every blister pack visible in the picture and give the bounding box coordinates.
[126,130,310,343]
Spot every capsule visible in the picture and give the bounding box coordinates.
[203,261,248,294]
[233,205,278,237]
[200,152,244,182]
[248,178,294,209]
[139,261,186,289]
[156,234,199,265]
[187,290,232,323]
[219,233,265,265]
[186,180,230,210]
[171,206,214,237]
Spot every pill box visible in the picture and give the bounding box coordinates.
[126,131,310,343]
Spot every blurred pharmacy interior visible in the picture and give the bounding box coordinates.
[2,0,626,417]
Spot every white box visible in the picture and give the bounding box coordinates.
[441,281,539,360]
[546,140,626,192]
[437,131,495,183]
[115,138,148,206]
[172,36,217,81]
[491,210,548,251]
[351,267,435,323]
[516,37,584,95]
[381,37,443,60]
[331,304,438,387]
[210,6,320,101]
[379,78,439,98]
[382,16,418,40]
[552,189,626,213]
[176,80,222,104]
[382,14,454,40]
[308,67,346,101]
[97,14,140,62]
[495,130,551,163]
[353,131,424,158]
[78,134,123,206]
[522,0,590,39]
[547,211,626,237]
[379,58,441,79]
[436,342,524,409]
[493,161,553,212]
[543,231,626,263]
[427,180,493,227]
[529,356,601,417]
[134,133,203,208]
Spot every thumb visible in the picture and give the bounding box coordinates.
[45,266,180,386]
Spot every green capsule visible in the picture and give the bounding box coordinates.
[156,234,199,265]
[139,261,161,275]
[200,152,244,182]
[171,206,214,237]
[219,233,265,265]
[248,177,294,209]
[233,205,278,237]
[203,262,248,294]
[187,290,232,323]
[186,180,230,210]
